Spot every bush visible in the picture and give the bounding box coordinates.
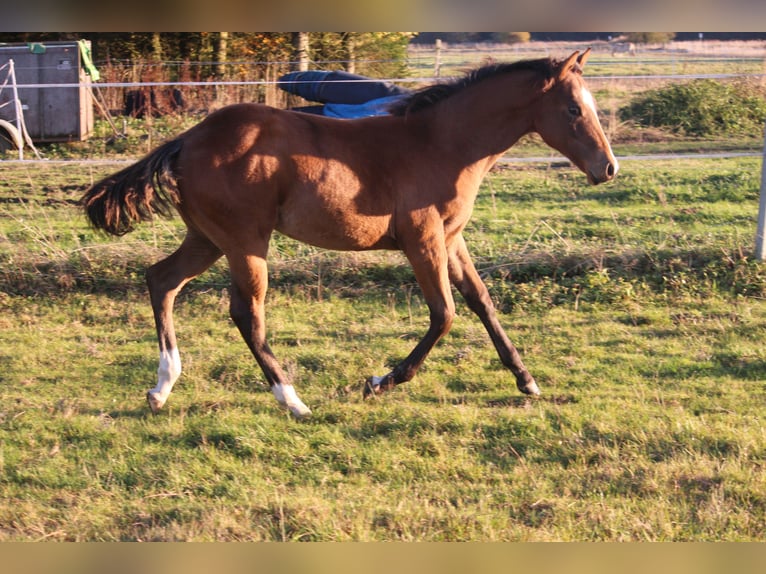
[624,32,676,44]
[505,32,531,44]
[620,79,766,137]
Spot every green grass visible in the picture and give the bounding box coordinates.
[1,155,766,540]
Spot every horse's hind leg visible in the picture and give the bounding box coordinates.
[447,235,540,396]
[227,252,312,419]
[145,231,222,412]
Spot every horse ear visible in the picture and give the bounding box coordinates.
[557,51,580,81]
[577,47,591,69]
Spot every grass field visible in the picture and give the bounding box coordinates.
[1,149,765,540]
[407,40,766,78]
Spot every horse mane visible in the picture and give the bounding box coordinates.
[388,57,558,117]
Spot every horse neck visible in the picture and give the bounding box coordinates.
[426,71,543,169]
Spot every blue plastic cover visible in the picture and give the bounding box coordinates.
[279,70,410,105]
[322,95,406,118]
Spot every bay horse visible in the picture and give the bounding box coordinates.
[82,49,617,419]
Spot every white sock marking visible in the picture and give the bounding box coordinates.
[272,383,311,418]
[149,347,181,403]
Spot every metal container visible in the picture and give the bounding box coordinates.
[0,40,94,142]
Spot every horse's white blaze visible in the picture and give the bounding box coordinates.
[149,347,181,403]
[581,86,619,172]
[580,86,598,117]
[272,383,312,419]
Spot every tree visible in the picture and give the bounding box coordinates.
[308,33,413,78]
[151,33,163,61]
[213,32,229,79]
[341,33,355,73]
[507,32,531,44]
[292,33,310,72]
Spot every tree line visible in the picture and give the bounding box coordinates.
[0,33,413,79]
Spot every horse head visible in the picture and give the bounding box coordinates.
[534,49,619,185]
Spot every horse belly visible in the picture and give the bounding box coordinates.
[276,157,397,251]
[276,199,395,251]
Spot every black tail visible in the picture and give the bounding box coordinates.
[81,138,184,236]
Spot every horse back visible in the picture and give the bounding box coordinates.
[175,104,424,252]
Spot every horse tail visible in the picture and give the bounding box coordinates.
[81,137,184,236]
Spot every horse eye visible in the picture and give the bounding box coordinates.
[568,104,582,117]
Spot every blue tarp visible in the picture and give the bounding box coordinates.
[322,95,405,119]
[278,70,410,118]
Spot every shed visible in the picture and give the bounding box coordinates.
[0,40,94,143]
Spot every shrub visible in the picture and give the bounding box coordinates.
[624,32,676,44]
[505,32,531,44]
[620,79,766,137]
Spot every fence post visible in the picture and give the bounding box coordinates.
[757,119,766,260]
[434,39,442,78]
[9,59,23,160]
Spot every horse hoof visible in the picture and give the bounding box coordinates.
[363,375,395,399]
[146,390,165,414]
[363,376,379,398]
[271,383,311,419]
[517,374,541,396]
[289,404,313,420]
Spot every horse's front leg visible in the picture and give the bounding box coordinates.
[364,234,456,397]
[447,234,540,396]
[228,253,312,419]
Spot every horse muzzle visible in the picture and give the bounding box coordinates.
[587,157,619,185]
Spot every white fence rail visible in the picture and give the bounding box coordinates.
[8,71,766,91]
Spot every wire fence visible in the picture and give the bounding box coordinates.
[3,47,766,161]
[3,48,766,257]
[7,70,766,126]
[11,70,766,90]
[4,38,766,115]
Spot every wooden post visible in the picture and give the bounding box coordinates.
[756,119,766,260]
[434,39,442,78]
[9,59,23,160]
